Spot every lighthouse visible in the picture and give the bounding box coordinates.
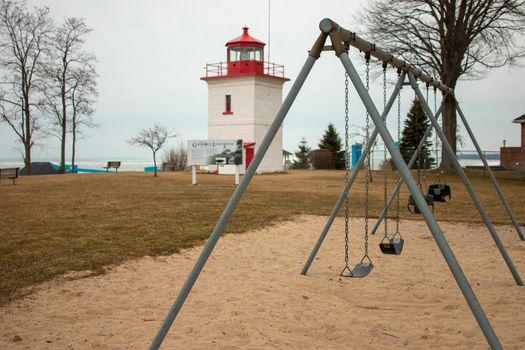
[201,27,289,173]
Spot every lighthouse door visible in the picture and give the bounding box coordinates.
[245,146,254,170]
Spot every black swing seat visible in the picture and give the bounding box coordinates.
[427,184,451,202]
[379,237,404,255]
[407,194,434,214]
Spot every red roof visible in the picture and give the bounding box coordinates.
[226,27,265,47]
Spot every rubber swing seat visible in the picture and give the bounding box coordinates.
[407,194,435,214]
[379,237,404,255]
[340,261,374,278]
[428,184,451,202]
[351,262,374,278]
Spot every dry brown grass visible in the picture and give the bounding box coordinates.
[1,169,524,306]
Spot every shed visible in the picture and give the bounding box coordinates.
[500,114,525,171]
[20,162,60,175]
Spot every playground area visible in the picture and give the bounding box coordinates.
[0,170,524,348]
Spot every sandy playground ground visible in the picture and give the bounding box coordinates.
[1,215,524,349]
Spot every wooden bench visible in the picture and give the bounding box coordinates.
[0,167,19,184]
[103,161,121,172]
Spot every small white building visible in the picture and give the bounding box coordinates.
[201,27,289,173]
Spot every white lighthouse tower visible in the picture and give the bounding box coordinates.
[201,27,289,173]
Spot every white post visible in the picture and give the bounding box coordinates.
[191,165,197,185]
[234,164,240,186]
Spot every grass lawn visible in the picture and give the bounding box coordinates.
[1,169,524,306]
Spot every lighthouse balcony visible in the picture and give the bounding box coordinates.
[201,61,289,81]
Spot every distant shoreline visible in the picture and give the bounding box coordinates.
[0,155,500,172]
[0,158,155,172]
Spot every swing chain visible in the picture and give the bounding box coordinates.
[417,147,423,191]
[417,83,430,191]
[364,52,371,256]
[382,62,388,239]
[382,62,388,108]
[396,69,402,235]
[434,86,439,166]
[343,72,350,269]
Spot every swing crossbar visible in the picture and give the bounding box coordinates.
[319,18,453,95]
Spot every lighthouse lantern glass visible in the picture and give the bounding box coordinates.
[229,47,263,62]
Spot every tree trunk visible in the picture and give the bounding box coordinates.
[60,78,67,174]
[24,142,31,175]
[60,120,66,173]
[440,94,457,171]
[24,98,31,175]
[71,122,76,173]
[153,151,157,177]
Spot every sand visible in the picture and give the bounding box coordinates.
[1,216,524,349]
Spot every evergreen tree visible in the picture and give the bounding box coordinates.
[318,122,344,169]
[291,137,311,169]
[399,98,435,169]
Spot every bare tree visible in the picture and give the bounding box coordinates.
[357,0,525,170]
[42,17,95,173]
[0,0,52,175]
[69,63,98,172]
[162,141,188,171]
[127,123,176,177]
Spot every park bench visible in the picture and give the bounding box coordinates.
[103,161,121,172]
[0,167,19,184]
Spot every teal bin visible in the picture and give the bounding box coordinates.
[144,166,158,172]
[351,144,362,169]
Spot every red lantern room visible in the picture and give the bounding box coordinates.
[226,26,265,76]
[202,27,288,81]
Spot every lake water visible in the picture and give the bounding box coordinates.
[0,158,155,172]
[366,149,500,170]
[0,151,500,173]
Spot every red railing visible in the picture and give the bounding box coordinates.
[202,61,287,79]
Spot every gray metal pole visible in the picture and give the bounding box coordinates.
[456,103,525,241]
[149,52,321,350]
[408,72,523,287]
[371,105,443,235]
[300,71,406,275]
[338,52,503,350]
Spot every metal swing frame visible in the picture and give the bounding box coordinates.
[149,18,523,350]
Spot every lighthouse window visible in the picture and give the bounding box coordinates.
[254,48,262,61]
[229,48,239,61]
[229,46,262,62]
[225,95,232,114]
[240,49,251,60]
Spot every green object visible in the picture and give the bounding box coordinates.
[318,122,344,169]
[291,137,311,169]
[399,98,435,169]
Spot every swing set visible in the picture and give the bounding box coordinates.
[149,19,524,350]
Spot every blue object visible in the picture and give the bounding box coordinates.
[144,166,158,172]
[351,144,363,169]
[77,168,105,173]
[50,163,79,173]
[65,164,78,173]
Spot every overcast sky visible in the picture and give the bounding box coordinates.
[1,0,524,162]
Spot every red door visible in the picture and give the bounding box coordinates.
[245,147,254,170]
